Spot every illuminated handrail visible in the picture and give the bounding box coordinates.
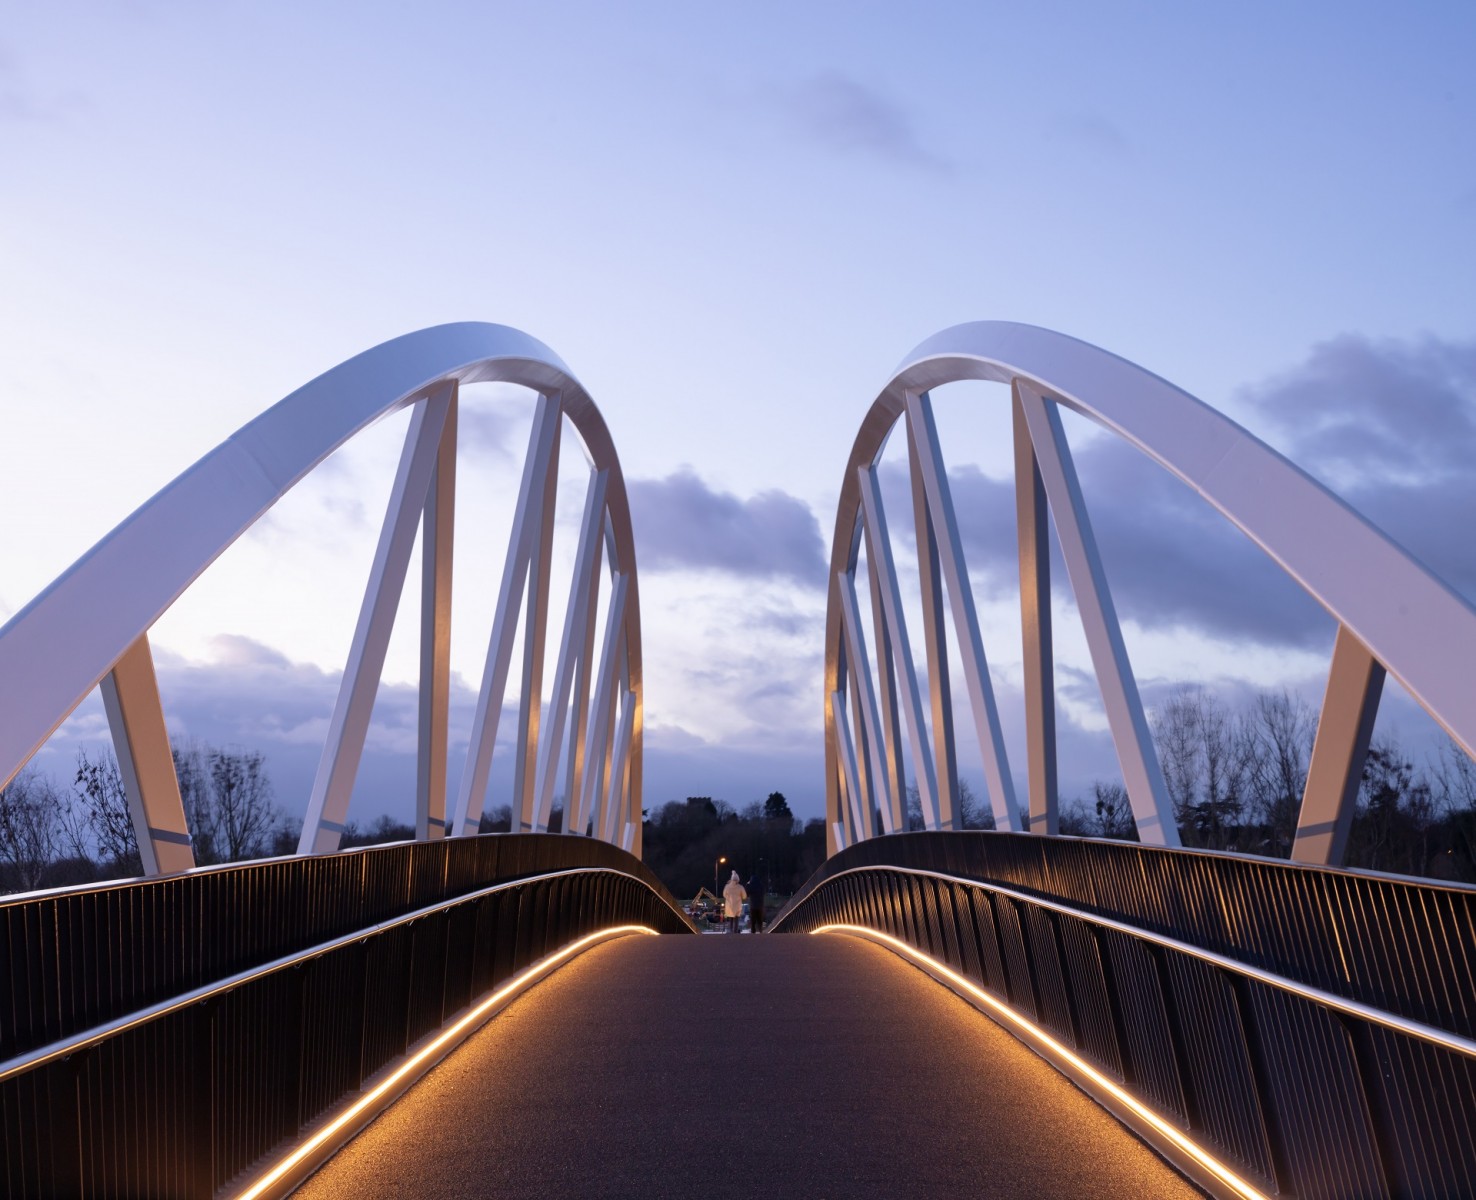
[796,863,1476,1061]
[0,865,687,1085]
[1,855,693,1198]
[0,830,683,1061]
[772,828,1476,1042]
[776,846,1476,1198]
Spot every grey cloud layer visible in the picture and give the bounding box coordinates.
[898,452,1331,649]
[1242,334,1476,605]
[628,469,827,586]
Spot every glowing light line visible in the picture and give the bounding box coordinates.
[1,866,679,1085]
[236,924,657,1200]
[814,923,1269,1200]
[790,863,1476,1059]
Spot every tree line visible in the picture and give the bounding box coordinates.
[1124,685,1476,881]
[7,686,1472,897]
[0,742,293,894]
[1039,687,1474,882]
[0,738,471,895]
[904,686,1476,883]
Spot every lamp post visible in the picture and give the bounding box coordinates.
[715,855,726,904]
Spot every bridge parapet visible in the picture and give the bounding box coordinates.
[0,833,685,1063]
[0,834,693,1200]
[776,832,1476,1199]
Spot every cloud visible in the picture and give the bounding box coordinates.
[1074,441,1336,647]
[780,71,953,174]
[129,636,522,824]
[21,626,835,826]
[1244,335,1476,486]
[1239,333,1476,604]
[457,385,529,461]
[627,468,827,585]
[888,449,1333,650]
[200,633,298,671]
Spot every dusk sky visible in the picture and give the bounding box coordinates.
[3,2,1474,829]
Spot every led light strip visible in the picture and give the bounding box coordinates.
[787,863,1476,1059]
[814,924,1269,1200]
[2,866,687,1085]
[236,924,658,1200]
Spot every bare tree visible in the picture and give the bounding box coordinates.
[205,747,286,862]
[73,748,142,875]
[172,741,218,864]
[1058,797,1093,836]
[904,778,994,831]
[479,804,513,833]
[1198,695,1246,849]
[957,778,995,830]
[1432,735,1476,814]
[0,770,67,892]
[1430,736,1476,880]
[1349,734,1434,875]
[1153,686,1202,830]
[1151,686,1248,850]
[1242,690,1314,857]
[1091,781,1136,839]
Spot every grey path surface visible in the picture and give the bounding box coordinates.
[296,932,1203,1199]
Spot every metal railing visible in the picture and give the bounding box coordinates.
[0,835,692,1199]
[0,833,679,1062]
[773,832,1476,1200]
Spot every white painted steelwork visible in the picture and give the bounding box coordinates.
[0,324,643,868]
[825,321,1476,861]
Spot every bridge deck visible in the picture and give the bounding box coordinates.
[295,932,1201,1198]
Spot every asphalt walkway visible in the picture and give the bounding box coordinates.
[295,932,1202,1198]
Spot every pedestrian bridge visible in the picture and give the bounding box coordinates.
[2,322,1475,1198]
[3,831,1473,1198]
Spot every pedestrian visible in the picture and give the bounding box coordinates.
[722,869,747,935]
[747,876,766,934]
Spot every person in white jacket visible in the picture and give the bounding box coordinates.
[722,870,748,935]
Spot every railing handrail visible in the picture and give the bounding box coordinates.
[787,862,1476,1061]
[0,831,688,1063]
[0,840,417,907]
[773,829,1476,1038]
[779,829,1476,915]
[0,863,685,1085]
[0,831,645,910]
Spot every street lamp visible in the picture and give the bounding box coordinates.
[715,855,726,902]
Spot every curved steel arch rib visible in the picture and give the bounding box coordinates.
[0,323,644,871]
[825,320,1476,863]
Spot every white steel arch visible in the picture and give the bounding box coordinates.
[0,323,644,872]
[825,321,1476,864]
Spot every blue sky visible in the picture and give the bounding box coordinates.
[2,1,1474,827]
